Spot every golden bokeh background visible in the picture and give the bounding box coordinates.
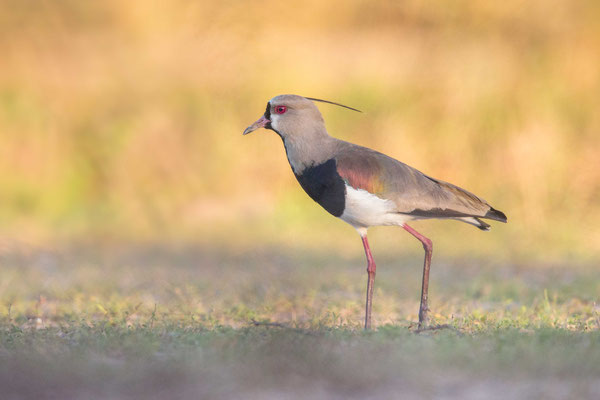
[1,0,599,261]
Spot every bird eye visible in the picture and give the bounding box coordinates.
[274,106,287,114]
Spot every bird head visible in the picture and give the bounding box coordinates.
[243,95,361,140]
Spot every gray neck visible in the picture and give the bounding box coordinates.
[281,131,339,175]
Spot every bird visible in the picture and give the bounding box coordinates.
[243,94,507,330]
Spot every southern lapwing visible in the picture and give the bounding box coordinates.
[243,94,507,330]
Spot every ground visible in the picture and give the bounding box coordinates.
[1,243,599,399]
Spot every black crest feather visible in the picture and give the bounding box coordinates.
[305,97,362,113]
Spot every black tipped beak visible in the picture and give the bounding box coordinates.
[243,115,270,135]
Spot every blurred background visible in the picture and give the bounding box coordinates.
[1,0,599,263]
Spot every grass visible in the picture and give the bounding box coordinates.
[1,243,599,399]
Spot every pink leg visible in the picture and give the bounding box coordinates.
[361,234,376,330]
[403,224,433,327]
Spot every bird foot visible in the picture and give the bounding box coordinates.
[414,324,462,335]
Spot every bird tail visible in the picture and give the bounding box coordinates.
[473,217,491,231]
[459,207,507,231]
[456,216,491,231]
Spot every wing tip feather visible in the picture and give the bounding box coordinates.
[485,207,507,223]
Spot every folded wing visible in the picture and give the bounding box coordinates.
[334,143,507,227]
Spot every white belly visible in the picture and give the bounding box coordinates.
[340,185,412,229]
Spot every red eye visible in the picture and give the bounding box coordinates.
[274,106,287,114]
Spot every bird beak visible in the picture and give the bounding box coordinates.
[243,115,270,135]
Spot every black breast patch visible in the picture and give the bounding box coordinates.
[294,159,346,217]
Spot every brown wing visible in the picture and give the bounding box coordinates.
[334,142,506,222]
